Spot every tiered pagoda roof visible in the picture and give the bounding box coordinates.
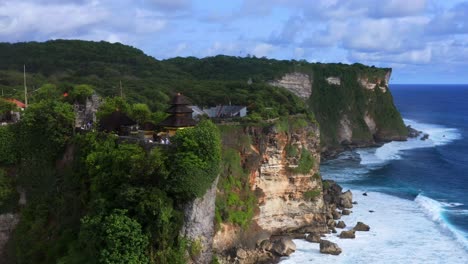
[158,93,196,128]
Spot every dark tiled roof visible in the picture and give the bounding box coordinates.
[99,111,136,132]
[170,93,191,105]
[159,115,197,128]
[166,105,194,114]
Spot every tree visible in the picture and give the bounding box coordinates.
[80,209,149,264]
[166,120,221,201]
[70,84,94,103]
[131,103,151,125]
[96,97,131,121]
[32,83,62,102]
[17,100,74,159]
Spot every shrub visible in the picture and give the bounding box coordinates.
[303,189,321,200]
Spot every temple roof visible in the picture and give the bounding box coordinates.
[98,111,136,132]
[158,115,197,128]
[166,104,193,114]
[170,93,191,105]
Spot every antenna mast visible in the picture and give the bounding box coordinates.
[24,65,28,107]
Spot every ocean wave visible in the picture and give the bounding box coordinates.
[281,191,468,263]
[357,119,462,166]
[415,194,468,251]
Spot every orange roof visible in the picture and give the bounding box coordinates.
[5,98,26,108]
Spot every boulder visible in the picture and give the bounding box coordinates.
[320,239,342,255]
[271,238,296,256]
[305,233,321,243]
[236,248,248,259]
[331,227,337,234]
[339,230,355,239]
[340,190,353,209]
[420,134,429,141]
[342,209,351,215]
[336,221,346,229]
[259,240,273,251]
[332,210,342,220]
[354,222,370,231]
[327,219,336,228]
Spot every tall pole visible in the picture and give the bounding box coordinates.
[24,65,28,107]
[119,80,123,97]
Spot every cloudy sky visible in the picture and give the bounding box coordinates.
[1,0,467,84]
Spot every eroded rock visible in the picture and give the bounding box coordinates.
[271,238,296,256]
[336,221,346,229]
[354,222,370,231]
[320,239,342,255]
[339,230,356,239]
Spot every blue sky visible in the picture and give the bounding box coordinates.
[0,0,467,84]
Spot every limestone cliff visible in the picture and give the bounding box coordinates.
[268,72,312,99]
[271,66,407,157]
[181,176,219,264]
[213,117,328,261]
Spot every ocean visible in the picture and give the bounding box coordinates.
[281,84,468,263]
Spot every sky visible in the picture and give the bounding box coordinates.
[0,0,467,84]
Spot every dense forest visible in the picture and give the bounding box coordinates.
[0,39,406,148]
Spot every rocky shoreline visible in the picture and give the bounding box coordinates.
[215,180,371,263]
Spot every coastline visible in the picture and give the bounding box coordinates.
[281,117,467,263]
[280,190,467,264]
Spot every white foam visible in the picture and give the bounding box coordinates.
[280,191,468,264]
[357,119,462,166]
[415,194,468,250]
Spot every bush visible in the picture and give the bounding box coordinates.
[291,148,315,174]
[303,189,321,200]
[166,120,221,202]
[0,169,13,207]
[79,209,149,264]
[0,125,16,164]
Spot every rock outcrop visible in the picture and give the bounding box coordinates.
[320,239,342,255]
[269,72,312,99]
[353,222,370,231]
[181,176,219,264]
[251,122,326,234]
[271,237,296,256]
[339,229,356,239]
[213,118,328,262]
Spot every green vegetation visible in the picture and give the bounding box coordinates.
[303,189,321,201]
[216,126,257,229]
[0,40,409,262]
[291,148,315,174]
[165,119,222,202]
[0,169,14,207]
[1,92,221,263]
[0,126,16,164]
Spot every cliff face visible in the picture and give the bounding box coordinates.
[252,123,325,233]
[181,176,219,264]
[271,67,407,157]
[268,72,312,99]
[214,117,327,254]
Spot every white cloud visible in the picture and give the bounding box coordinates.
[0,1,108,40]
[252,43,275,57]
[350,47,432,65]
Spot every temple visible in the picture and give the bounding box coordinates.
[158,93,196,136]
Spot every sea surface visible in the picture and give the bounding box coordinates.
[281,84,468,263]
